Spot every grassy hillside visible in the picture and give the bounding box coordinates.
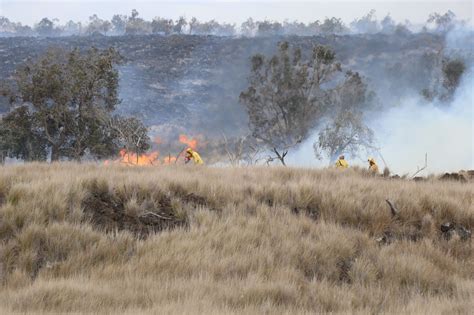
[0,163,472,314]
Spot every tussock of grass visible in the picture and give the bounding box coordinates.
[0,163,472,314]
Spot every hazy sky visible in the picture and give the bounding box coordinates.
[1,0,472,26]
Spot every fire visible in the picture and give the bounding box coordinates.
[106,149,177,166]
[118,149,159,166]
[179,134,198,150]
[104,134,201,166]
[163,155,177,164]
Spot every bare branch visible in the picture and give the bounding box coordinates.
[140,212,173,220]
[411,153,428,178]
[385,199,399,217]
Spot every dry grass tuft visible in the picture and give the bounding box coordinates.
[0,163,472,314]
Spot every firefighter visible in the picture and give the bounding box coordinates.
[335,155,349,169]
[368,157,379,174]
[185,148,204,165]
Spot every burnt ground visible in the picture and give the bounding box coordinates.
[80,179,223,238]
[82,188,186,238]
[0,33,456,137]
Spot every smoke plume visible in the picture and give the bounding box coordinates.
[287,66,473,174]
[374,68,473,175]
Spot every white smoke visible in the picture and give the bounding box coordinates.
[445,24,474,53]
[373,27,473,175]
[287,67,473,174]
[285,128,328,168]
[287,68,473,174]
[373,69,473,175]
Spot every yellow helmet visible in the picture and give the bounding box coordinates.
[186,148,193,153]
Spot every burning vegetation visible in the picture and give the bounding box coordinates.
[105,134,201,166]
[0,30,469,172]
[114,149,159,166]
[0,7,472,314]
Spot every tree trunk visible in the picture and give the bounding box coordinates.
[273,148,288,166]
[26,141,33,162]
[51,146,60,162]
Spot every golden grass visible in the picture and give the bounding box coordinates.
[0,163,472,314]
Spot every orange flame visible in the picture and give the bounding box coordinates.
[163,155,177,164]
[118,149,159,166]
[105,134,201,166]
[179,134,198,150]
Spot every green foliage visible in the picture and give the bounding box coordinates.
[256,21,283,36]
[35,18,55,36]
[151,18,174,35]
[442,58,465,96]
[0,47,150,162]
[173,17,187,34]
[87,14,111,35]
[427,11,456,32]
[125,10,151,35]
[0,106,47,161]
[111,14,127,34]
[240,42,342,164]
[240,42,372,165]
[320,17,348,34]
[330,71,375,111]
[314,110,374,163]
[421,56,465,102]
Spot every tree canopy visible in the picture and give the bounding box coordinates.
[314,110,375,163]
[240,42,373,165]
[0,47,150,162]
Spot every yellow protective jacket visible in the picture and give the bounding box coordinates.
[369,162,379,174]
[335,159,349,168]
[186,150,204,165]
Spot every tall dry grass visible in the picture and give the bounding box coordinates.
[0,163,472,314]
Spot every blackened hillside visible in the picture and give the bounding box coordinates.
[0,33,448,135]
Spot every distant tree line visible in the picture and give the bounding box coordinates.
[0,10,464,37]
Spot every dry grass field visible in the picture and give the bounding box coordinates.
[0,163,472,314]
